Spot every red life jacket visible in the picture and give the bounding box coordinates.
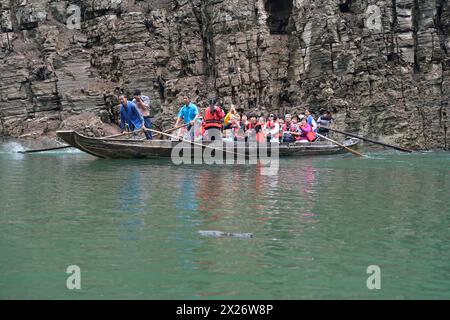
[246,122,256,131]
[266,120,275,130]
[204,106,225,129]
[282,123,296,132]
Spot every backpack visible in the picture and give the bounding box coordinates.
[307,131,316,142]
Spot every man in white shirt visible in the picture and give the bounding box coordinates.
[133,89,153,140]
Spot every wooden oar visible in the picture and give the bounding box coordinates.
[152,123,189,139]
[144,128,246,158]
[164,123,189,134]
[316,133,366,157]
[325,127,413,153]
[20,129,141,153]
[102,132,128,139]
[19,145,73,153]
[100,128,143,139]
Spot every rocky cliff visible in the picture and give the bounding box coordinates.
[0,0,449,149]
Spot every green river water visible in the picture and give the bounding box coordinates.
[0,141,449,299]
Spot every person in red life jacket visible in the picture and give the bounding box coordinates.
[292,115,299,128]
[203,99,225,141]
[236,114,248,140]
[245,114,258,142]
[229,114,244,141]
[240,114,249,133]
[200,116,206,137]
[255,116,266,143]
[264,114,280,142]
[264,114,276,131]
[282,114,298,142]
[245,114,257,130]
[276,118,284,142]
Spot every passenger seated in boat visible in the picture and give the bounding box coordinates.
[277,118,284,143]
[255,117,266,143]
[264,114,279,143]
[223,105,237,130]
[291,115,300,130]
[293,117,316,142]
[230,114,245,141]
[282,114,297,143]
[245,114,258,142]
[240,114,249,133]
[132,89,153,140]
[118,94,145,133]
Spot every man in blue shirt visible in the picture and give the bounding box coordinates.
[119,94,145,133]
[175,95,199,140]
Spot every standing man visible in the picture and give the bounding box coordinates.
[175,94,199,140]
[203,99,225,141]
[133,89,153,140]
[317,110,333,137]
[119,94,145,133]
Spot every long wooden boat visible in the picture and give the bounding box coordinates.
[56,130,360,159]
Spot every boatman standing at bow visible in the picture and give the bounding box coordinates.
[119,94,145,134]
[133,89,153,140]
[175,94,199,140]
[203,99,225,141]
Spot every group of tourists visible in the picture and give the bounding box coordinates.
[118,91,333,143]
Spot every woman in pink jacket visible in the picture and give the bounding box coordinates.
[295,117,316,142]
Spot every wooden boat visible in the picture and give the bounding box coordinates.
[56,130,360,159]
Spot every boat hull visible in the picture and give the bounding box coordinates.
[56,130,360,159]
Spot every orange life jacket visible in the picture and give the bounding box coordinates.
[256,132,265,143]
[204,106,224,129]
[265,120,275,130]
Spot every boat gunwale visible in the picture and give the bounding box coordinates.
[56,130,360,158]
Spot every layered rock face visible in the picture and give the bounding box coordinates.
[0,0,449,149]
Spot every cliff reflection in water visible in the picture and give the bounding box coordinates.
[0,151,449,299]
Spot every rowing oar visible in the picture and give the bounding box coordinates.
[152,123,189,139]
[324,127,413,153]
[102,132,130,139]
[164,123,189,134]
[19,145,73,153]
[100,128,143,139]
[20,129,142,153]
[144,128,246,158]
[316,133,366,157]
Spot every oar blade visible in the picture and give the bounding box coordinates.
[317,133,365,157]
[326,127,413,153]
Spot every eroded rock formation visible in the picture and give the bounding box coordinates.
[0,0,449,149]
